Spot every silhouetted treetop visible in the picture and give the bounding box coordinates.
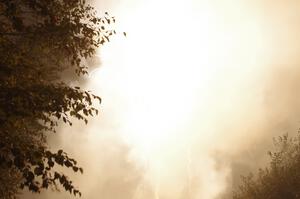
[0,0,116,198]
[233,133,300,199]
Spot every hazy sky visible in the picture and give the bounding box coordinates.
[22,0,300,199]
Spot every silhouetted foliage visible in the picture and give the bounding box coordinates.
[233,133,300,199]
[0,0,116,198]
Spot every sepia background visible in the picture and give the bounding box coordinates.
[22,0,300,198]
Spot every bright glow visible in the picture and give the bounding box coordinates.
[89,0,267,198]
[93,0,264,155]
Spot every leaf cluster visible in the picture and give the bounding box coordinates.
[0,0,116,197]
[233,133,300,199]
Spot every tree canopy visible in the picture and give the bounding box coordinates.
[233,133,300,199]
[0,0,116,198]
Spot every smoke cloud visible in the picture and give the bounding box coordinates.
[22,0,300,199]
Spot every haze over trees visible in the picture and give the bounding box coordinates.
[233,133,300,199]
[0,0,116,198]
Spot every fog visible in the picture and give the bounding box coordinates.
[22,0,300,199]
